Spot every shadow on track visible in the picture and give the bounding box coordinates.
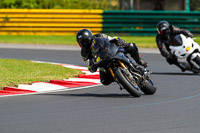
[152,72,200,76]
[39,93,134,98]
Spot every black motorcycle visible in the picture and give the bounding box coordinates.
[91,39,156,97]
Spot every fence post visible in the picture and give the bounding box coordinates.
[130,0,133,10]
[186,0,190,12]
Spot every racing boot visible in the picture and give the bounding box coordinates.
[136,58,148,68]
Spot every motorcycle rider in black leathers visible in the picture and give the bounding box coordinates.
[156,20,193,72]
[76,29,148,85]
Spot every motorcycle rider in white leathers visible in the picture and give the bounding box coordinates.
[156,20,193,72]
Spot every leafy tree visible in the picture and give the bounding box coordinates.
[190,0,200,11]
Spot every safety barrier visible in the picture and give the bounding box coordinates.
[103,11,200,36]
[0,9,103,35]
[0,9,200,36]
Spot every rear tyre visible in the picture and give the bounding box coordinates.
[114,67,141,97]
[140,80,156,95]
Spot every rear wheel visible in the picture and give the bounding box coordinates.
[114,67,141,97]
[140,80,157,95]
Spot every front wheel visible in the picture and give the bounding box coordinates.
[114,67,141,97]
[193,55,200,66]
[192,55,200,74]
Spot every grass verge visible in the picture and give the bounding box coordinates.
[0,59,82,89]
[0,35,200,48]
[0,35,75,45]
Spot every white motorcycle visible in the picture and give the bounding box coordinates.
[169,34,200,73]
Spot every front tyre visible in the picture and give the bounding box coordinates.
[192,55,200,74]
[114,67,141,97]
[193,55,200,66]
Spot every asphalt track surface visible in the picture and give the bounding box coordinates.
[0,48,199,133]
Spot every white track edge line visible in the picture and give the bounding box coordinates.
[0,84,102,98]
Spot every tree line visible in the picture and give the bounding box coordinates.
[0,0,199,11]
[190,0,200,11]
[0,0,119,10]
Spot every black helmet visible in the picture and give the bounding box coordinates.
[157,21,170,37]
[76,29,93,48]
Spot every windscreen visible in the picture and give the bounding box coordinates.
[171,34,183,46]
[100,39,118,60]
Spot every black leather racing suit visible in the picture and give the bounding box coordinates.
[156,25,193,71]
[82,34,147,67]
[81,34,147,85]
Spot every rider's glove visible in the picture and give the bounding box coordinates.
[166,54,175,65]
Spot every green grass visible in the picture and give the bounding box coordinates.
[119,36,157,48]
[118,36,200,48]
[0,35,199,48]
[0,35,76,45]
[0,59,82,89]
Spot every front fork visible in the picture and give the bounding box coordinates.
[108,60,127,90]
[108,60,126,78]
[109,60,138,84]
[190,52,200,69]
